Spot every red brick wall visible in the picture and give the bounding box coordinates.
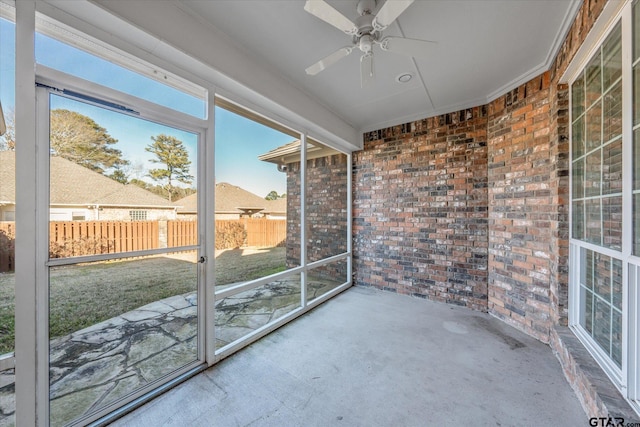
[546,0,608,328]
[354,108,488,310]
[286,153,349,272]
[351,0,609,344]
[306,154,349,263]
[548,82,570,327]
[351,0,620,418]
[486,75,554,343]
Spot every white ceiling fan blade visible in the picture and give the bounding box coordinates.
[306,47,354,75]
[360,53,374,88]
[379,36,436,59]
[304,0,358,35]
[372,0,414,31]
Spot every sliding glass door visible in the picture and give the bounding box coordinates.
[37,69,207,426]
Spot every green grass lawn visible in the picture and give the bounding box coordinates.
[0,247,286,354]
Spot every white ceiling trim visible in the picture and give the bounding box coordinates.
[542,0,584,76]
[362,0,583,134]
[484,61,551,105]
[485,0,582,104]
[360,94,488,134]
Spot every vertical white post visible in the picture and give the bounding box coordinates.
[35,84,51,427]
[629,266,639,403]
[205,90,216,365]
[620,1,633,400]
[568,51,576,328]
[347,152,353,285]
[14,1,39,425]
[300,133,307,306]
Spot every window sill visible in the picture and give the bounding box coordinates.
[551,326,639,422]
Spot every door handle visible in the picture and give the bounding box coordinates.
[198,256,206,263]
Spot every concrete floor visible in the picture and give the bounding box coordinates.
[112,286,586,427]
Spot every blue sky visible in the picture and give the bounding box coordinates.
[0,17,290,198]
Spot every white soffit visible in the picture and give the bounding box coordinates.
[40,0,361,151]
[35,0,581,140]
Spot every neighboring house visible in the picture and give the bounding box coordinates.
[259,139,342,227]
[263,197,286,220]
[259,139,348,271]
[174,182,285,220]
[257,139,340,166]
[0,151,177,221]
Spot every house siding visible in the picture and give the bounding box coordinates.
[94,207,177,221]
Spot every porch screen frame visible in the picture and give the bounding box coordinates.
[34,64,211,426]
[11,1,355,424]
[211,94,353,363]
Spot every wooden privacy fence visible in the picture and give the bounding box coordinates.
[167,218,286,249]
[243,218,286,248]
[0,219,286,272]
[49,221,159,258]
[167,220,197,247]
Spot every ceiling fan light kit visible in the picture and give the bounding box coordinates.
[304,0,436,87]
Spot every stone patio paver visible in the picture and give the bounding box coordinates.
[0,275,339,427]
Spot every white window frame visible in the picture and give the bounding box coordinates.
[564,0,640,415]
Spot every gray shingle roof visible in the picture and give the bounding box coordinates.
[263,197,287,215]
[0,151,174,207]
[258,139,342,165]
[174,183,284,214]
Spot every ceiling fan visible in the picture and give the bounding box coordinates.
[304,0,435,87]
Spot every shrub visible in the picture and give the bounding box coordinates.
[0,228,15,272]
[215,222,247,249]
[49,235,111,258]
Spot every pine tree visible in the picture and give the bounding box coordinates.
[145,134,194,201]
[49,109,128,173]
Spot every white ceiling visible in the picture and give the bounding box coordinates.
[178,0,580,133]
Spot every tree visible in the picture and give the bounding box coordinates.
[130,178,151,191]
[0,107,15,151]
[50,109,128,174]
[130,178,196,200]
[265,190,280,201]
[108,168,128,184]
[145,134,193,202]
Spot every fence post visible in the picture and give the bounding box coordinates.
[158,220,168,249]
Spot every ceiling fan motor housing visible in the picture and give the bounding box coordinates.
[356,0,376,17]
[353,10,379,53]
[354,14,376,36]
